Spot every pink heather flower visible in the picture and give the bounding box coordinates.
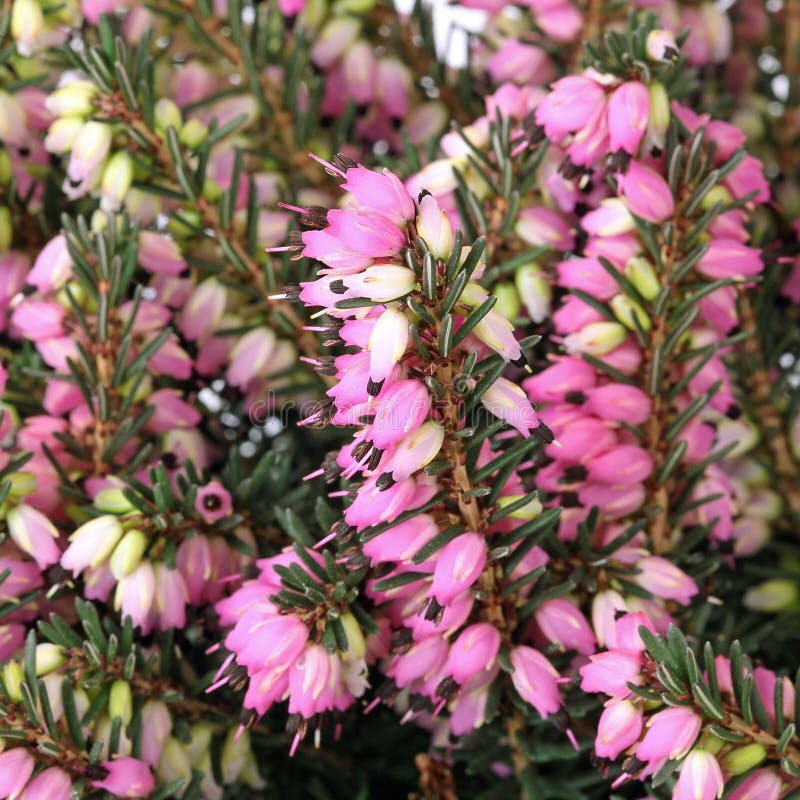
[383,421,445,482]
[534,75,605,140]
[153,564,187,630]
[634,557,699,605]
[10,299,66,341]
[6,504,60,569]
[145,389,201,433]
[480,377,541,437]
[389,635,449,688]
[64,121,111,197]
[579,650,642,698]
[515,206,575,251]
[595,699,643,759]
[618,161,675,223]
[697,239,762,280]
[607,82,649,155]
[586,445,654,485]
[525,357,597,403]
[727,769,782,800]
[509,646,562,718]
[636,707,703,763]
[323,209,406,259]
[362,514,438,564]
[0,747,35,799]
[368,379,431,450]
[585,384,651,425]
[179,278,227,342]
[92,758,155,798]
[472,309,523,364]
[416,193,452,260]
[288,643,336,718]
[445,623,501,684]
[535,598,596,655]
[674,750,724,800]
[226,328,277,389]
[140,700,171,768]
[137,232,186,276]
[581,199,635,237]
[430,533,487,605]
[61,515,123,575]
[194,481,233,523]
[115,561,156,631]
[27,234,71,293]
[19,767,71,800]
[557,257,619,301]
[226,613,308,673]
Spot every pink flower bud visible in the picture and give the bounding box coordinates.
[524,357,596,403]
[534,75,606,140]
[363,514,438,564]
[634,557,698,605]
[27,235,71,293]
[445,623,501,684]
[636,707,702,762]
[368,379,431,450]
[416,194,453,260]
[0,747,35,799]
[535,597,596,655]
[430,533,487,605]
[389,635,449,688]
[697,238,763,279]
[595,699,643,759]
[480,377,540,437]
[617,160,674,223]
[608,81,649,152]
[226,328,277,389]
[585,384,651,425]
[10,299,66,341]
[383,420,444,482]
[6,504,60,569]
[138,231,186,276]
[92,757,155,798]
[581,199,635,237]
[509,646,562,718]
[19,766,71,800]
[116,561,156,631]
[586,445,654,485]
[557,257,619,300]
[674,750,724,800]
[153,564,187,631]
[727,769,782,800]
[145,389,201,434]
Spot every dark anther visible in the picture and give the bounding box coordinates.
[564,390,587,405]
[376,472,396,491]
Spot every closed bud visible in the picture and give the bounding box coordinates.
[610,294,651,331]
[516,265,551,323]
[94,487,135,515]
[100,151,134,213]
[34,644,64,676]
[723,743,767,775]
[416,194,452,260]
[0,149,12,184]
[494,282,520,321]
[156,737,192,785]
[44,116,83,154]
[563,321,628,356]
[110,529,148,579]
[11,0,45,57]
[743,579,799,612]
[497,494,543,519]
[347,265,416,303]
[45,79,97,117]
[221,726,251,784]
[338,612,366,659]
[6,472,36,501]
[62,514,124,575]
[154,99,182,133]
[647,82,670,148]
[700,185,732,211]
[202,177,222,202]
[179,118,209,149]
[624,257,660,301]
[2,660,23,701]
[109,679,134,725]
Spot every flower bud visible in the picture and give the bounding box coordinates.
[624,257,660,301]
[156,737,193,785]
[11,0,45,57]
[743,579,799,612]
[44,116,83,154]
[100,151,134,213]
[700,185,732,211]
[6,471,36,501]
[0,149,12,184]
[494,282,520,321]
[62,514,123,575]
[647,82,670,148]
[221,726,251,784]
[2,660,23,701]
[497,494,542,519]
[610,294,651,331]
[46,79,97,117]
[7,503,60,569]
[34,643,64,676]
[563,321,627,356]
[416,193,452,260]
[109,679,134,725]
[94,487,135,515]
[346,264,416,302]
[179,118,209,149]
[338,612,366,659]
[721,743,766,775]
[154,98,182,133]
[515,265,551,323]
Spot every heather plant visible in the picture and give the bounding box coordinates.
[0,1,797,799]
